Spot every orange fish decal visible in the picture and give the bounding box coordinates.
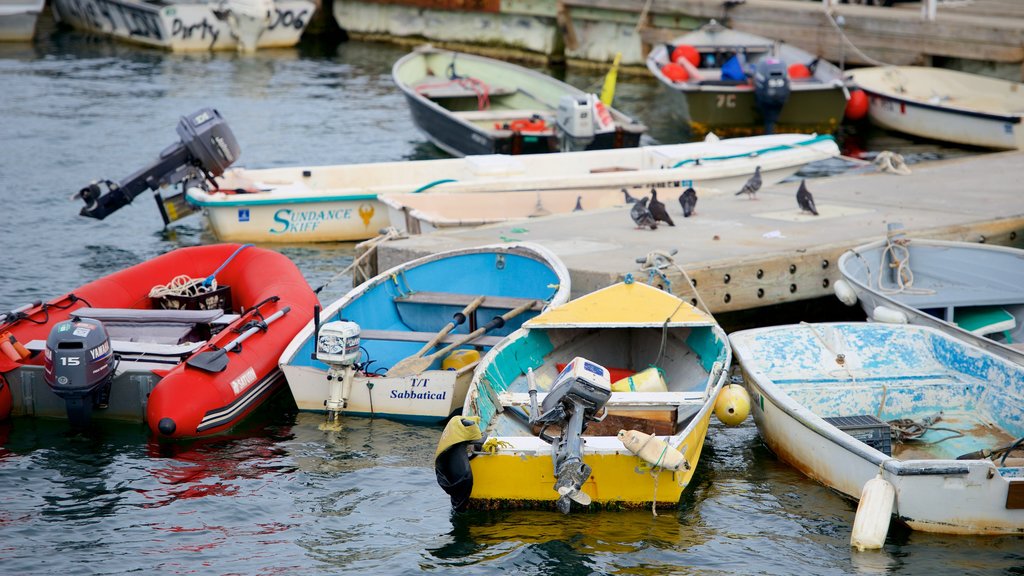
[358,204,375,227]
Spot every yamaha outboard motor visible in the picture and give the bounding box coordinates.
[77,108,240,225]
[43,318,115,427]
[753,58,791,135]
[527,357,611,513]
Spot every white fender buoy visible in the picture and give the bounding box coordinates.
[714,383,751,427]
[833,278,858,307]
[618,429,689,471]
[850,471,896,551]
[871,305,908,325]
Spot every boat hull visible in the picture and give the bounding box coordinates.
[0,244,317,439]
[837,238,1024,367]
[732,322,1024,535]
[850,66,1024,150]
[279,243,571,423]
[449,281,732,510]
[195,194,390,242]
[189,133,839,242]
[50,0,314,51]
[666,87,848,137]
[0,0,44,41]
[393,46,647,157]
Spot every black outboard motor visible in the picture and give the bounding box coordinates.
[528,357,611,514]
[43,318,115,427]
[753,58,791,135]
[77,107,240,225]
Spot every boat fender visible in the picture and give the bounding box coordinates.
[714,383,751,427]
[434,415,483,511]
[833,279,858,307]
[850,468,895,551]
[618,429,689,471]
[871,305,907,325]
[611,366,667,393]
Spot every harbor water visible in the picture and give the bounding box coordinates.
[1,19,1021,575]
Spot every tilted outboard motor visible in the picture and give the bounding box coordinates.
[753,58,791,135]
[43,318,116,427]
[528,357,611,514]
[77,108,240,225]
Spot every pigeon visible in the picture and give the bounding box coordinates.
[679,187,698,218]
[621,188,639,204]
[630,197,657,230]
[736,165,762,199]
[573,196,583,212]
[796,179,818,215]
[647,188,675,226]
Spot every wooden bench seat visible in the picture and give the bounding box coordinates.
[359,329,504,347]
[454,109,553,122]
[393,291,543,311]
[413,77,517,99]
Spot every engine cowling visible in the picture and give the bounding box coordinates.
[43,318,115,427]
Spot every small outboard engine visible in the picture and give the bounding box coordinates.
[316,320,362,425]
[77,107,240,225]
[43,318,115,427]
[556,94,596,152]
[528,357,612,513]
[753,58,791,135]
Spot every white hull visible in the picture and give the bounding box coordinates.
[281,364,469,423]
[189,133,840,242]
[0,0,45,41]
[850,66,1024,150]
[732,322,1024,535]
[50,0,314,51]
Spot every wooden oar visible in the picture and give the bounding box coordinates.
[411,295,486,359]
[388,300,537,377]
[187,307,290,373]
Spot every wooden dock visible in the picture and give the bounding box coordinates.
[370,151,1024,314]
[334,0,1024,76]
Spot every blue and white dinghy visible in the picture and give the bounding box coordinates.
[278,243,570,424]
[731,322,1024,535]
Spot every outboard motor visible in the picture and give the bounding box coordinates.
[753,58,791,135]
[43,318,115,427]
[527,357,612,513]
[556,94,596,152]
[77,107,240,225]
[315,320,361,426]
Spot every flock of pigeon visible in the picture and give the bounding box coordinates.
[625,165,819,230]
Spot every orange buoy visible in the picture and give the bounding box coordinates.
[671,44,700,68]
[788,63,812,79]
[661,62,689,83]
[846,89,869,121]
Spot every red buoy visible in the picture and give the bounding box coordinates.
[671,44,700,68]
[661,62,689,83]
[788,63,812,79]
[845,89,869,121]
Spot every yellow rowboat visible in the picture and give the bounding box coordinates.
[434,280,733,513]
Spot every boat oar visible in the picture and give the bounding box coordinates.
[411,295,486,359]
[187,307,291,373]
[388,300,537,377]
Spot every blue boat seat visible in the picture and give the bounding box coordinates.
[360,329,504,347]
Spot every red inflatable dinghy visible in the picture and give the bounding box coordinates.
[0,244,317,439]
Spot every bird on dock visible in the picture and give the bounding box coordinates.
[679,187,697,218]
[796,179,818,215]
[573,196,583,212]
[648,188,675,226]
[736,166,762,200]
[621,188,639,204]
[630,197,657,230]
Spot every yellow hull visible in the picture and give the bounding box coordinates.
[469,407,713,507]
